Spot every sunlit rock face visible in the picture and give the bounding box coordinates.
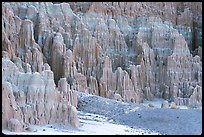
[2,56,80,131]
[2,2,202,130]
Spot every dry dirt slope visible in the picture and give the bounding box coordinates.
[77,92,202,135]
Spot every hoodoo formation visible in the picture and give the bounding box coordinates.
[2,2,202,132]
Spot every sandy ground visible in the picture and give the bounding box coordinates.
[2,111,160,135]
[77,92,202,135]
[2,91,202,135]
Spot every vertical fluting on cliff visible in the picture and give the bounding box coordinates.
[2,2,202,131]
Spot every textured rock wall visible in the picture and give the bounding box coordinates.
[2,55,79,131]
[2,2,202,130]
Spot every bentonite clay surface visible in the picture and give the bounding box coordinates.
[2,2,202,135]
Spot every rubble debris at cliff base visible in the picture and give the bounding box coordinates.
[3,92,202,135]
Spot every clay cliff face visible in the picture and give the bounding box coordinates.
[2,56,80,131]
[2,2,202,131]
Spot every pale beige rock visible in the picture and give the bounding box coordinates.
[68,105,80,128]
[169,102,177,109]
[2,58,80,129]
[2,82,15,129]
[189,85,202,107]
[160,83,170,99]
[161,100,169,108]
[143,86,154,100]
[88,76,99,95]
[50,32,66,84]
[1,2,202,131]
[99,56,118,99]
[8,118,24,132]
[110,91,123,101]
[166,30,202,106]
[73,73,88,93]
[113,93,122,101]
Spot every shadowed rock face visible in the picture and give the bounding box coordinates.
[2,2,202,131]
